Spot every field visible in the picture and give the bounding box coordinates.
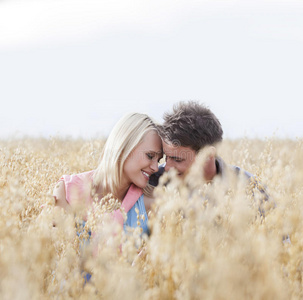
[1,137,303,299]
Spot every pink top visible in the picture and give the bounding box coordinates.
[59,170,143,227]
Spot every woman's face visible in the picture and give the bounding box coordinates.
[123,131,162,189]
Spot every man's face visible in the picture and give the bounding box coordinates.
[163,141,196,177]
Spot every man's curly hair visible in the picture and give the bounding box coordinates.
[160,101,223,152]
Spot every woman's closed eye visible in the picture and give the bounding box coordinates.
[146,153,154,160]
[146,152,162,162]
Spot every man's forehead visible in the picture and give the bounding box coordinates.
[163,142,195,157]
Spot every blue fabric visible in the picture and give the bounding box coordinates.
[124,194,149,235]
[77,195,149,238]
[79,195,149,284]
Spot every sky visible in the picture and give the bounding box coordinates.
[0,0,302,140]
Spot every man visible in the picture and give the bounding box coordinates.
[149,101,269,204]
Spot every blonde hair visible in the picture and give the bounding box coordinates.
[93,113,158,198]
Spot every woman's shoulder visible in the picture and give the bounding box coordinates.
[56,170,95,207]
[60,170,95,185]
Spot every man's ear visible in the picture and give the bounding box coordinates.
[208,146,216,159]
[203,146,217,182]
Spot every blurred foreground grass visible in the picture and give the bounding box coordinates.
[0,137,302,299]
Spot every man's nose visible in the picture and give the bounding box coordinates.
[164,159,172,172]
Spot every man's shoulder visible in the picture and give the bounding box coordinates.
[149,164,166,187]
[223,161,270,202]
[216,157,254,180]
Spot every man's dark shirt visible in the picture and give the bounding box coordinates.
[149,158,270,203]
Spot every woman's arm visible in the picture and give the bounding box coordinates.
[53,180,71,212]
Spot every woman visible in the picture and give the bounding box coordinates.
[53,113,162,235]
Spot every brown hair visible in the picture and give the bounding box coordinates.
[160,101,223,152]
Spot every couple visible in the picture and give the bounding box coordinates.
[53,101,267,235]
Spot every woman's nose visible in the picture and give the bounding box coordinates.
[150,159,159,172]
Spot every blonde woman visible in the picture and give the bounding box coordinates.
[53,113,162,235]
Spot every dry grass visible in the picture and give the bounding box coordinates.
[0,136,302,299]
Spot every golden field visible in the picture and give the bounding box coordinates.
[0,137,303,299]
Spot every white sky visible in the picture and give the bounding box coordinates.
[0,0,302,139]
